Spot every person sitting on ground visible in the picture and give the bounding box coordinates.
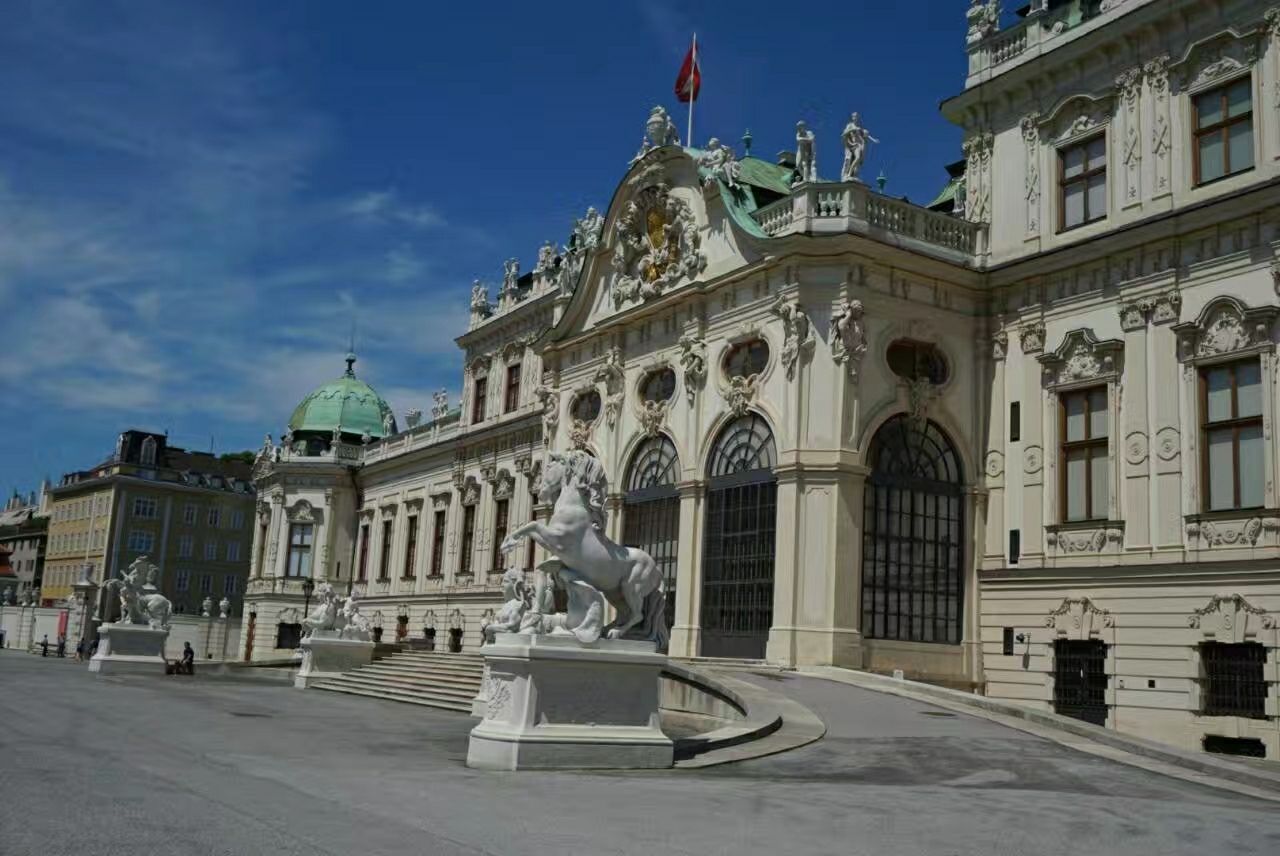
[181,641,195,675]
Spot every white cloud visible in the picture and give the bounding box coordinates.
[345,188,445,230]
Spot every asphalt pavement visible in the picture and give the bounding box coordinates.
[1,651,1277,856]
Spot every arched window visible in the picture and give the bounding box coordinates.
[571,390,602,423]
[640,367,677,404]
[140,436,157,467]
[861,415,964,645]
[622,435,680,633]
[701,413,778,659]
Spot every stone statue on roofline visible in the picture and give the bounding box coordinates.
[840,112,879,182]
[632,106,680,163]
[697,138,742,189]
[794,120,817,185]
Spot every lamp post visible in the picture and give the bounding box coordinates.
[301,577,314,619]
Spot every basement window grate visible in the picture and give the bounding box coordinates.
[1203,735,1266,758]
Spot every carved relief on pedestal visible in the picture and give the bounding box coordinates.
[1188,593,1276,642]
[1045,596,1114,639]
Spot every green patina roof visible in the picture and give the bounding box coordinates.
[927,176,962,210]
[687,150,795,239]
[288,353,395,439]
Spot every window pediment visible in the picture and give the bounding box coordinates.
[1039,94,1113,146]
[1038,329,1123,389]
[1173,297,1279,362]
[1173,28,1262,93]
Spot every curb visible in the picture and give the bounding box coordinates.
[800,665,1280,795]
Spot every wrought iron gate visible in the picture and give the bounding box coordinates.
[1053,639,1109,726]
[700,414,778,660]
[623,435,681,631]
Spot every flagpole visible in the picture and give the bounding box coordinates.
[687,33,696,147]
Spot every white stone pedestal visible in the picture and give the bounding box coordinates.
[466,633,673,771]
[88,623,169,675]
[294,633,375,688]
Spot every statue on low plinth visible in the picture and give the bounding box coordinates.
[500,450,668,650]
[295,583,374,688]
[840,112,879,182]
[109,557,172,629]
[302,583,371,641]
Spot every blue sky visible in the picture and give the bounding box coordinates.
[0,0,968,495]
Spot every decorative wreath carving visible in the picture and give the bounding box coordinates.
[611,178,705,307]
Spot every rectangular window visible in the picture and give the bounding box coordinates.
[1009,529,1020,565]
[178,535,193,559]
[223,575,237,595]
[430,511,447,576]
[1200,358,1264,511]
[379,520,394,581]
[127,530,154,553]
[358,523,370,582]
[1200,641,1267,718]
[286,523,313,578]
[207,507,221,527]
[1194,77,1253,185]
[200,573,213,594]
[176,569,190,592]
[403,515,419,579]
[1059,135,1106,231]
[491,499,510,571]
[472,376,488,423]
[460,505,477,575]
[231,510,245,529]
[226,542,241,562]
[1060,386,1109,522]
[204,541,218,561]
[504,363,521,413]
[275,622,302,650]
[132,497,157,519]
[183,504,197,525]
[1009,402,1020,442]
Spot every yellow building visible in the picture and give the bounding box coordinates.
[43,430,255,615]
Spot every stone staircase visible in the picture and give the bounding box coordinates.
[310,650,484,713]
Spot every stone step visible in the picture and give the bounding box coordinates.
[389,652,484,664]
[357,666,481,690]
[311,681,472,713]
[316,673,478,702]
[677,656,789,673]
[381,654,484,670]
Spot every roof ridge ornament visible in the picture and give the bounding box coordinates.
[631,105,680,164]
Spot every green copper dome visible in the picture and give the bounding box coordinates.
[288,353,396,440]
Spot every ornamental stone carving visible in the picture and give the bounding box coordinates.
[1019,322,1045,354]
[1150,290,1181,324]
[1124,431,1148,466]
[535,384,559,445]
[992,330,1008,360]
[678,333,707,403]
[1116,67,1142,203]
[965,0,999,47]
[1039,329,1122,388]
[1144,55,1171,194]
[724,375,758,418]
[631,105,680,163]
[1048,527,1122,554]
[1174,297,1280,360]
[1045,597,1114,639]
[984,449,1004,479]
[1023,445,1043,475]
[460,476,481,507]
[1118,299,1152,331]
[611,178,705,307]
[1188,593,1276,641]
[1020,113,1041,236]
[568,419,593,451]
[593,346,626,429]
[638,400,668,438]
[830,298,867,380]
[771,294,813,381]
[1192,517,1266,548]
[1155,426,1180,461]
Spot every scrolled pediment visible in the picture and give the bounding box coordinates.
[1172,28,1263,92]
[1039,93,1114,145]
[1173,296,1279,361]
[1038,328,1123,388]
[609,166,706,309]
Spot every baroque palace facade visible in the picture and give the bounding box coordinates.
[245,0,1280,757]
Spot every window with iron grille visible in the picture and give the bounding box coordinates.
[505,363,521,413]
[491,499,509,571]
[1200,641,1267,718]
[403,515,419,579]
[460,504,477,575]
[430,511,446,576]
[1053,639,1109,726]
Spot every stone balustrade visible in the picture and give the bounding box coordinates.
[751,181,987,264]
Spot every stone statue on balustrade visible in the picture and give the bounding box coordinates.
[108,557,172,629]
[697,138,742,190]
[500,450,668,650]
[840,112,879,182]
[794,120,817,185]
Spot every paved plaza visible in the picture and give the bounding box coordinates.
[1,652,1278,856]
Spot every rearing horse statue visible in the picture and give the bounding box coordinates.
[501,451,668,650]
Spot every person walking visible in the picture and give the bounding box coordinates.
[40,635,49,657]
[56,635,66,658]
[74,638,84,662]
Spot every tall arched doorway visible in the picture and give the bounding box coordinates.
[622,435,681,632]
[861,414,964,644]
[700,413,778,659]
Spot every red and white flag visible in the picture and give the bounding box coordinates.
[674,35,700,103]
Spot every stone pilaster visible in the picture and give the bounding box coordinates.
[668,481,703,659]
[1120,300,1151,549]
